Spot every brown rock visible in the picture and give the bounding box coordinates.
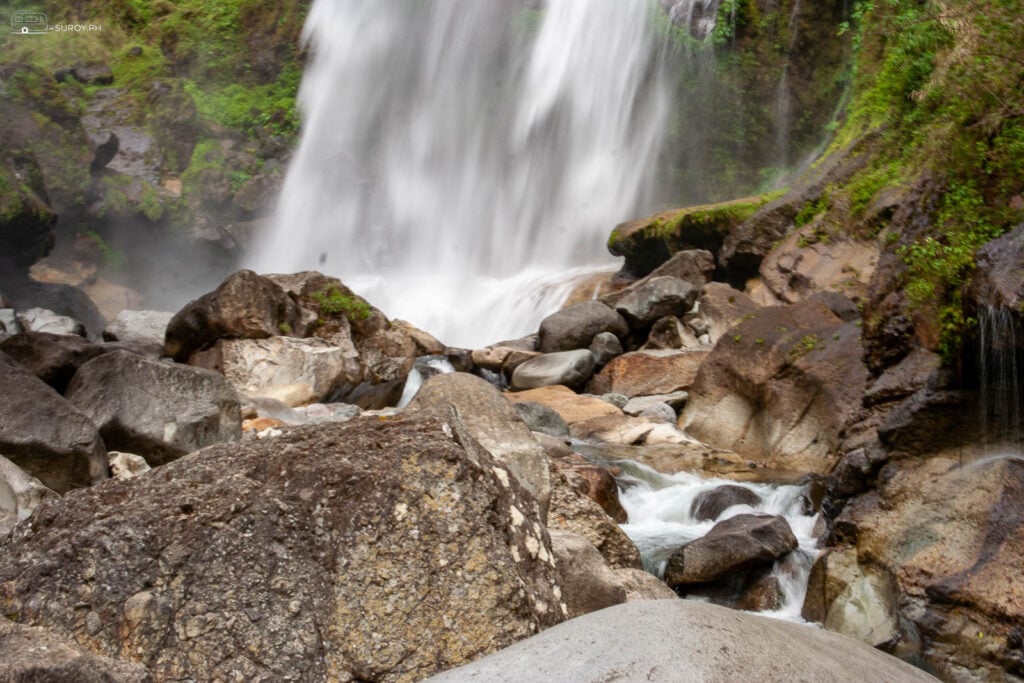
[681,300,867,474]
[587,349,709,397]
[504,385,622,424]
[552,454,627,523]
[164,270,305,362]
[242,416,286,432]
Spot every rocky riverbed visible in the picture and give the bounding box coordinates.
[1,233,1021,680]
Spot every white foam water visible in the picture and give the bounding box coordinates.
[616,459,821,621]
[250,0,671,348]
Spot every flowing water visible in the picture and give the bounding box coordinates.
[616,460,821,621]
[250,0,671,347]
[978,305,1023,451]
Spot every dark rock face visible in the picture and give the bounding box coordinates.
[538,301,628,353]
[0,352,107,493]
[690,484,762,522]
[664,514,798,588]
[826,456,1024,680]
[65,350,241,466]
[0,412,565,682]
[0,620,150,683]
[164,270,305,362]
[0,280,107,341]
[973,223,1024,310]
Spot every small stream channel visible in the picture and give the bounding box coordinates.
[611,458,823,621]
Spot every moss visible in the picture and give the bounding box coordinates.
[311,287,372,322]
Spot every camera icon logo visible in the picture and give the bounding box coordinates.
[11,10,49,34]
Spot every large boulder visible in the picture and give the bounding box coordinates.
[510,350,596,391]
[191,336,361,406]
[0,352,107,493]
[608,276,698,329]
[831,455,1024,680]
[65,351,241,466]
[538,302,627,353]
[607,196,773,278]
[587,349,708,397]
[681,300,868,474]
[263,272,418,409]
[0,412,566,681]
[801,547,900,649]
[164,270,305,362]
[409,373,551,520]
[426,600,938,682]
[664,514,798,588]
[695,282,761,343]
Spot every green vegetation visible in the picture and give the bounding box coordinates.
[826,0,1024,358]
[311,287,372,322]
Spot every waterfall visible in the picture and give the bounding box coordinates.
[250,0,671,348]
[978,305,1023,450]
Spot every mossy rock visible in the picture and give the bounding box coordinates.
[608,194,778,278]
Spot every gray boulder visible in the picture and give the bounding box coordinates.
[511,350,596,391]
[409,373,551,521]
[66,351,241,466]
[103,309,175,346]
[664,514,797,588]
[538,301,628,353]
[426,600,938,682]
[0,352,107,493]
[0,412,565,682]
[0,309,18,335]
[611,276,698,329]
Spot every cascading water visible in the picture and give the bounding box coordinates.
[978,305,1023,451]
[616,460,821,620]
[250,0,671,347]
